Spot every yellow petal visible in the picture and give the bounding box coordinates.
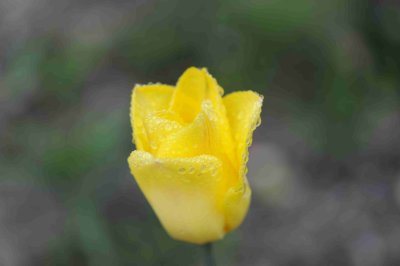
[142,110,184,154]
[128,150,225,244]
[169,67,223,123]
[222,91,263,230]
[157,101,217,158]
[223,91,263,178]
[203,72,237,168]
[158,101,237,185]
[167,67,237,171]
[130,84,175,151]
[224,177,251,231]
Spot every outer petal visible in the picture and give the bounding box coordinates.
[128,150,225,244]
[224,177,252,231]
[204,71,238,168]
[222,91,263,230]
[130,84,175,151]
[223,91,263,178]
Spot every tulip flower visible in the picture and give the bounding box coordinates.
[128,67,263,244]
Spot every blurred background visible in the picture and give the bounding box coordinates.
[1,0,400,265]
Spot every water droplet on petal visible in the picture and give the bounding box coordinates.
[255,117,261,127]
[210,167,218,177]
[188,167,195,174]
[178,167,186,174]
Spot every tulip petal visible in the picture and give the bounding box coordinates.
[158,101,237,185]
[224,177,252,231]
[157,101,217,158]
[169,67,237,167]
[142,110,184,154]
[222,91,263,230]
[131,84,175,151]
[128,150,225,244]
[169,67,223,123]
[223,91,263,178]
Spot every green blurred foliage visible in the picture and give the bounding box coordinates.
[1,0,400,265]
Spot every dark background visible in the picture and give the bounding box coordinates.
[1,0,400,265]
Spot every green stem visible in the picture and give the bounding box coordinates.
[203,242,216,266]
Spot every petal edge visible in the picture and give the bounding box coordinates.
[128,150,226,244]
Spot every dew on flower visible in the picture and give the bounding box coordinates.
[178,167,186,174]
[188,167,195,174]
[210,167,218,177]
[128,67,263,245]
[255,116,261,128]
[246,136,252,147]
[234,185,245,193]
[200,164,208,174]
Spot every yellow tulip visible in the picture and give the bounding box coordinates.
[127,67,263,244]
